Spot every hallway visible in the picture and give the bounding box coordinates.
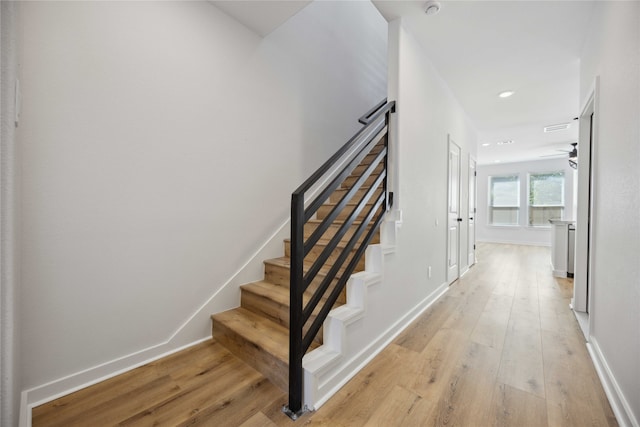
[33,243,617,426]
[301,243,617,426]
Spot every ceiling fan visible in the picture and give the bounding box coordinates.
[568,143,578,169]
[540,142,577,157]
[539,142,578,169]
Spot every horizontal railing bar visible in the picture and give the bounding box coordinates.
[301,191,384,325]
[303,125,386,223]
[292,102,395,197]
[302,201,386,353]
[304,144,387,252]
[358,98,387,125]
[302,170,386,291]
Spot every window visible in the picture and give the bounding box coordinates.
[489,174,519,225]
[528,171,565,226]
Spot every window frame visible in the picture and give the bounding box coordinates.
[527,170,566,227]
[488,173,520,227]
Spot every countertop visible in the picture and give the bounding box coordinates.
[549,219,576,225]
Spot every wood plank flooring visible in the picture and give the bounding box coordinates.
[33,243,617,426]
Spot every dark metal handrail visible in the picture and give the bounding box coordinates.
[358,98,388,124]
[284,99,396,419]
[293,100,395,197]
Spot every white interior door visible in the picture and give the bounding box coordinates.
[468,156,477,267]
[447,138,461,284]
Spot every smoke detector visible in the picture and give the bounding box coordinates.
[424,1,441,15]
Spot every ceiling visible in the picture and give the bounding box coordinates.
[212,0,596,165]
[373,0,595,165]
[210,1,311,37]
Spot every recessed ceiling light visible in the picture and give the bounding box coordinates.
[544,123,570,132]
[496,140,514,145]
[494,160,501,163]
[498,90,515,98]
[481,143,491,147]
[424,1,441,15]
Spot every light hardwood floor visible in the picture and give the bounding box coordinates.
[33,243,617,426]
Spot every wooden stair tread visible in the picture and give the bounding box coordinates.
[330,186,382,202]
[241,281,289,307]
[306,218,373,226]
[363,143,384,155]
[212,307,317,392]
[264,256,291,269]
[321,201,378,208]
[352,161,385,174]
[284,237,358,250]
[242,280,329,306]
[212,307,290,364]
[240,280,335,346]
[264,256,349,277]
[333,185,374,192]
[211,307,320,353]
[342,173,384,189]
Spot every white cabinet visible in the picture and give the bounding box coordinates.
[550,219,575,277]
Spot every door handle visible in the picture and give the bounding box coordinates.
[457,218,463,222]
[469,217,474,220]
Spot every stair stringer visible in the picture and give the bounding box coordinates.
[301,209,449,410]
[301,212,404,410]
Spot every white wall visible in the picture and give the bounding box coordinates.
[1,2,21,426]
[579,2,640,425]
[17,0,387,402]
[375,18,477,334]
[476,158,576,246]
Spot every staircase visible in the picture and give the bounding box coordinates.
[211,141,385,393]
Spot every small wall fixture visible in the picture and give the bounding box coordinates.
[498,90,515,98]
[544,123,571,132]
[424,1,441,15]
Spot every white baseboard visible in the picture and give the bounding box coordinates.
[552,268,568,278]
[570,307,589,340]
[587,337,639,427]
[307,280,449,410]
[20,217,292,427]
[20,336,210,427]
[460,265,470,277]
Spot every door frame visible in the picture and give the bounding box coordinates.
[1,2,20,426]
[468,155,477,267]
[446,136,462,284]
[573,77,599,325]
